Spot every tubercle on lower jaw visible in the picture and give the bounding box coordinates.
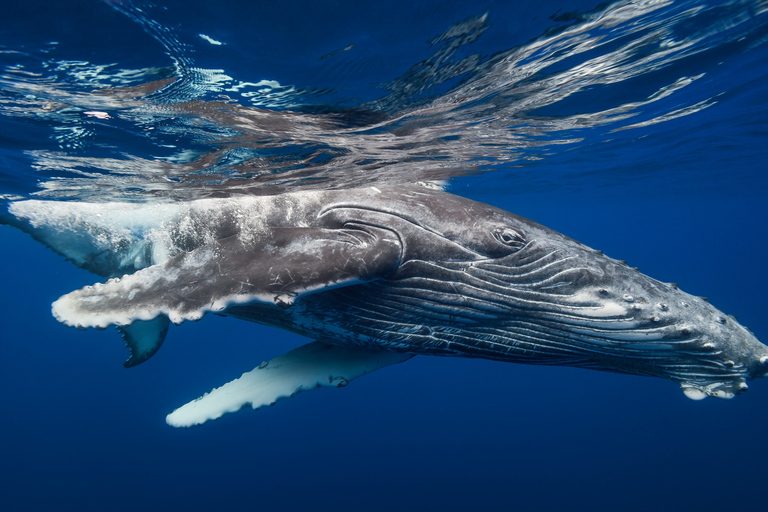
[680,379,750,400]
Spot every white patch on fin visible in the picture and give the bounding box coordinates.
[682,386,707,400]
[166,341,413,427]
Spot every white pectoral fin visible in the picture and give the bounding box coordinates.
[166,341,413,428]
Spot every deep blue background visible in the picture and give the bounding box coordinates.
[2,1,768,511]
[3,189,767,512]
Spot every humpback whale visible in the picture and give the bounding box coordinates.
[5,183,768,426]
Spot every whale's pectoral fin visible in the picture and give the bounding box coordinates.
[166,341,414,427]
[51,225,402,329]
[117,315,170,367]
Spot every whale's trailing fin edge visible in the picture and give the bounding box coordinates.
[117,315,171,367]
[166,341,414,427]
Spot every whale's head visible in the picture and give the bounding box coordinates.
[417,197,768,399]
[330,187,768,399]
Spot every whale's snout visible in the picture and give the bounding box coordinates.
[670,309,768,400]
[460,222,768,399]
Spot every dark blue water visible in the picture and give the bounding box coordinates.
[2,1,767,510]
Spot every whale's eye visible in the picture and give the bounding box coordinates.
[493,228,526,247]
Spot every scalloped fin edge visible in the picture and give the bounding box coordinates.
[117,316,170,368]
[166,341,413,427]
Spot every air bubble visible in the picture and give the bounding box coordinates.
[717,316,727,324]
[657,303,668,311]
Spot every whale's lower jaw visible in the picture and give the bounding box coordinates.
[223,286,762,404]
[251,258,768,394]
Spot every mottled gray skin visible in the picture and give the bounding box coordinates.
[16,184,768,398]
[219,185,768,398]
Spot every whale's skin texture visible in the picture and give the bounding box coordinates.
[6,183,768,420]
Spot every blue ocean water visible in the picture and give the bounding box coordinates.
[1,0,767,510]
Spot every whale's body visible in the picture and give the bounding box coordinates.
[5,184,768,426]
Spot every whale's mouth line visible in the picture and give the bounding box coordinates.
[343,246,757,388]
[334,280,753,389]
